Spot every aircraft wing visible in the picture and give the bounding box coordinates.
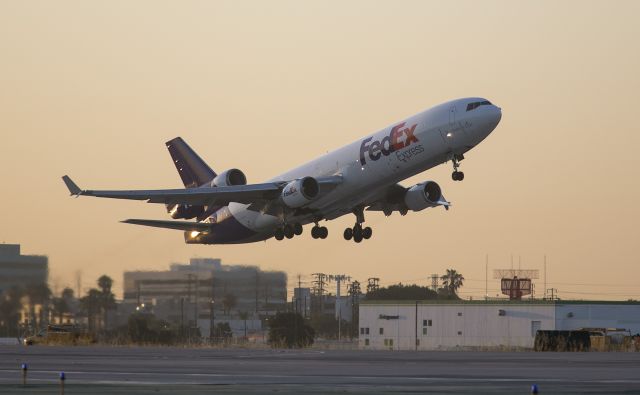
[121,219,213,231]
[62,175,342,207]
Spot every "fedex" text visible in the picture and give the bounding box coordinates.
[359,122,418,165]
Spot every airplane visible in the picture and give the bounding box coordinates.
[62,97,501,244]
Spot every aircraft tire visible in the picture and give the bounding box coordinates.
[294,223,303,235]
[275,229,285,240]
[362,227,372,239]
[319,226,328,239]
[353,226,363,242]
[284,224,294,239]
[344,228,353,240]
[311,226,319,239]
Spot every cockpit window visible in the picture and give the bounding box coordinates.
[466,101,492,111]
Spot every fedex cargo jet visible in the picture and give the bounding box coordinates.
[62,98,501,244]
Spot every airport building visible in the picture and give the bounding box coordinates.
[122,258,287,336]
[0,244,48,294]
[358,300,640,350]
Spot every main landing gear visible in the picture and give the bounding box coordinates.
[274,222,303,241]
[343,207,372,243]
[311,224,328,239]
[451,153,465,181]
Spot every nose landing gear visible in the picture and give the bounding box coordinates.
[451,153,465,181]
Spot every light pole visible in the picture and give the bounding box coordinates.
[209,298,215,342]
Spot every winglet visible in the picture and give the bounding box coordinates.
[62,175,82,196]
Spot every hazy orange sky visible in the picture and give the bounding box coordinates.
[1,1,639,300]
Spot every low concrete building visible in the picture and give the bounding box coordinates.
[359,300,640,350]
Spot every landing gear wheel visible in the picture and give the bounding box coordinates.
[293,223,303,236]
[362,227,372,240]
[353,224,363,243]
[311,226,319,239]
[284,224,295,239]
[451,154,464,181]
[274,228,284,241]
[319,226,328,239]
[343,228,353,240]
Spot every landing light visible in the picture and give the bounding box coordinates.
[446,132,453,138]
[190,231,200,238]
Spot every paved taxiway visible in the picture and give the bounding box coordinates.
[1,346,639,393]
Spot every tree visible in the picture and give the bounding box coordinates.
[366,284,438,301]
[0,286,24,337]
[440,269,465,298]
[24,282,51,330]
[80,289,102,332]
[51,297,69,324]
[97,275,116,330]
[221,293,237,316]
[268,312,314,348]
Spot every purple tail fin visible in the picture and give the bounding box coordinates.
[165,137,216,188]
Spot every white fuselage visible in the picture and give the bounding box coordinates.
[218,97,501,239]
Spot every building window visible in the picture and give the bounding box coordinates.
[422,319,432,327]
[364,339,369,346]
[422,327,428,335]
[457,312,463,316]
[458,331,463,336]
[360,328,364,335]
[365,327,369,335]
[384,339,394,347]
[389,339,394,347]
[379,327,384,335]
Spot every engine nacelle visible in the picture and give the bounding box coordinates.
[211,168,247,187]
[404,181,443,212]
[281,177,319,208]
[167,204,205,219]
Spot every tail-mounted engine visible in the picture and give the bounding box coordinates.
[211,168,247,187]
[281,177,319,208]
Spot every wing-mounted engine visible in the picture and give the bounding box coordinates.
[211,168,247,187]
[167,204,205,219]
[404,181,448,211]
[281,177,319,208]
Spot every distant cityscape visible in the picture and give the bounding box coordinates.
[2,243,639,351]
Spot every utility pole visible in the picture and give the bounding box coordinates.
[329,274,351,342]
[348,281,361,339]
[194,275,199,328]
[209,278,215,342]
[366,277,380,294]
[430,274,439,293]
[312,273,328,315]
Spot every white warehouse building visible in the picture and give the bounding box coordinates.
[359,300,640,350]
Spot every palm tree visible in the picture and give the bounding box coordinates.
[97,275,116,330]
[440,269,465,298]
[24,283,51,330]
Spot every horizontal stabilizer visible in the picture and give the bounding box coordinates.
[62,175,82,195]
[121,219,213,232]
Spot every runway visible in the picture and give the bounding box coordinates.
[1,345,639,393]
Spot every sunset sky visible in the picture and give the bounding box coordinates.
[1,1,638,300]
